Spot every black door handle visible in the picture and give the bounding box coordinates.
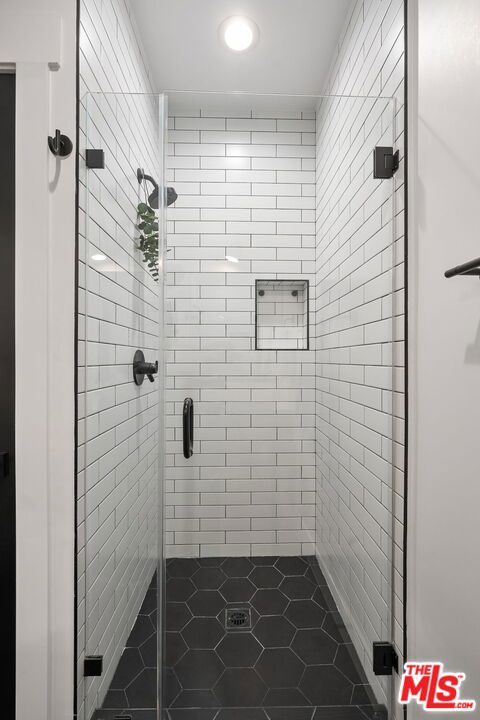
[183,398,194,459]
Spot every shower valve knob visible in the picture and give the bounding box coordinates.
[133,350,158,385]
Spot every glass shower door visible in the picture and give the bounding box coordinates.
[77,91,167,720]
[162,92,401,719]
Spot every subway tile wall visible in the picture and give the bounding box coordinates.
[314,0,405,710]
[165,112,317,558]
[78,1,160,718]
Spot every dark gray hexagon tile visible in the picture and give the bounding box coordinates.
[167,578,196,602]
[220,577,255,602]
[285,599,326,629]
[275,557,308,576]
[222,557,254,577]
[110,647,144,689]
[266,705,314,720]
[198,557,227,567]
[216,632,263,667]
[254,616,295,648]
[313,585,337,612]
[193,567,227,590]
[334,644,368,685]
[322,611,351,643]
[166,602,192,631]
[255,648,304,688]
[251,589,289,616]
[300,665,353,705]
[279,576,315,600]
[165,669,182,706]
[127,614,155,648]
[249,566,282,589]
[188,589,225,617]
[251,557,277,566]
[182,617,225,648]
[102,689,127,709]
[262,687,310,708]
[167,710,218,720]
[125,668,157,708]
[139,587,157,615]
[216,709,267,720]
[172,689,219,708]
[312,708,368,720]
[166,632,188,667]
[292,628,337,664]
[140,632,157,667]
[167,558,200,578]
[175,649,224,689]
[214,668,267,707]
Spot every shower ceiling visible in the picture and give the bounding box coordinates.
[132,0,353,107]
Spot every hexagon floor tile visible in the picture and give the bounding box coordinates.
[94,558,379,719]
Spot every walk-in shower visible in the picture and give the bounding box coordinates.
[77,88,400,720]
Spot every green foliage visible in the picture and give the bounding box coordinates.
[136,201,159,280]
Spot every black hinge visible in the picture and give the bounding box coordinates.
[373,642,398,675]
[373,146,399,178]
[0,452,10,479]
[84,655,103,677]
[86,149,105,169]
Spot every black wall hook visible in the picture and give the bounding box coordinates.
[48,129,73,158]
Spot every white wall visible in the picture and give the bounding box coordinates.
[408,0,480,714]
[165,110,317,558]
[77,1,161,717]
[0,2,76,720]
[314,0,405,709]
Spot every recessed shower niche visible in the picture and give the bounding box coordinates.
[255,279,309,350]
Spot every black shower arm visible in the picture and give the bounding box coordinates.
[137,168,158,192]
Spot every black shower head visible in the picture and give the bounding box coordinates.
[137,168,178,209]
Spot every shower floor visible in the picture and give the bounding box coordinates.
[94,557,385,720]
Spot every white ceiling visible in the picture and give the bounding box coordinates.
[132,0,353,111]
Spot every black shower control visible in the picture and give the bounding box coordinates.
[133,349,158,385]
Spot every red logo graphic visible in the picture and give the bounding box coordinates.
[399,662,476,712]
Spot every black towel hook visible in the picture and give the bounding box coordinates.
[48,129,73,158]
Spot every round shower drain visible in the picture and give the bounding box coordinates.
[225,607,251,630]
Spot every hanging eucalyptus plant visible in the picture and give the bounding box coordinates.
[136,201,159,280]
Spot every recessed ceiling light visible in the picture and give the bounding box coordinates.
[220,16,259,53]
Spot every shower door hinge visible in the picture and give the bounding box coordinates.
[373,146,399,179]
[84,655,103,677]
[373,642,398,675]
[86,149,105,169]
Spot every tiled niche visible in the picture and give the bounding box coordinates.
[255,279,309,350]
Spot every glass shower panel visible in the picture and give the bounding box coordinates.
[163,93,398,717]
[78,91,166,720]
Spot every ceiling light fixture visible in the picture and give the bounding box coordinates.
[220,16,259,53]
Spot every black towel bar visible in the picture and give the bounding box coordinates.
[444,257,480,279]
